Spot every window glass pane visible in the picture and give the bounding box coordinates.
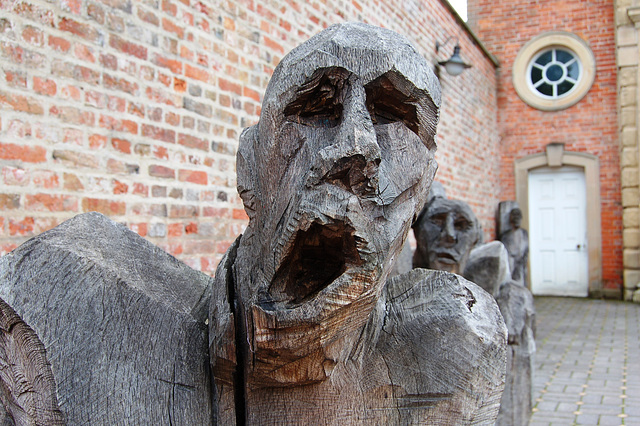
[557,80,575,96]
[535,51,552,66]
[567,62,580,80]
[531,67,543,83]
[556,49,574,64]
[546,64,564,82]
[536,82,554,97]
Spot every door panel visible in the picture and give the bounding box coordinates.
[529,166,588,297]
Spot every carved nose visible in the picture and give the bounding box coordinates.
[313,82,381,196]
[443,216,457,243]
[325,154,380,196]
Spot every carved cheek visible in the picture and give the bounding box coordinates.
[376,123,431,195]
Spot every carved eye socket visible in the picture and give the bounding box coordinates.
[284,68,348,128]
[429,213,447,227]
[365,74,419,136]
[454,218,471,231]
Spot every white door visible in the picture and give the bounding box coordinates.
[528,166,588,297]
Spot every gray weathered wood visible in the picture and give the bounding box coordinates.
[0,212,212,424]
[464,241,511,297]
[495,281,536,426]
[211,22,507,424]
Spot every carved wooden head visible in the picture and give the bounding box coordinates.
[234,23,441,386]
[413,196,482,274]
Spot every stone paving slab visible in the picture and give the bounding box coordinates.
[530,297,640,426]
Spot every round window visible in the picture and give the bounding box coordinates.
[527,48,581,99]
[513,32,595,111]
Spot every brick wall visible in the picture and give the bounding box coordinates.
[468,0,622,290]
[0,0,499,272]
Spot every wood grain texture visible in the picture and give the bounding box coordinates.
[495,281,536,426]
[0,212,212,424]
[239,269,507,425]
[0,297,64,425]
[212,22,508,425]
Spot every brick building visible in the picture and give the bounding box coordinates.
[0,0,629,299]
[468,0,625,299]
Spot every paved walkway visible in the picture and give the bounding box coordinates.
[530,297,640,426]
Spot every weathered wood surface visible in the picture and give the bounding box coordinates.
[0,297,64,425]
[0,212,212,424]
[463,241,535,426]
[211,22,507,425]
[495,281,536,426]
[464,240,511,297]
[412,194,482,274]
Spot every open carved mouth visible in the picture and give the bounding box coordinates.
[271,221,364,306]
[434,252,458,264]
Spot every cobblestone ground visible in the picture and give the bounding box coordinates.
[530,297,640,426]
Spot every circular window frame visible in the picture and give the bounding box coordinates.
[513,32,595,111]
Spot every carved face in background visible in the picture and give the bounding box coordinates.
[234,23,441,384]
[509,208,523,229]
[414,197,481,274]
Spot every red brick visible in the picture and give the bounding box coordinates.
[49,106,94,125]
[89,134,108,149]
[178,133,208,151]
[85,90,107,108]
[0,194,20,210]
[109,34,148,60]
[112,138,131,154]
[183,240,215,254]
[99,115,138,134]
[64,173,84,191]
[82,198,126,215]
[32,170,59,188]
[243,86,261,102]
[168,223,183,237]
[74,43,96,63]
[185,222,198,234]
[100,53,118,70]
[22,26,43,46]
[0,143,46,163]
[174,77,186,92]
[132,182,149,196]
[5,71,27,88]
[33,77,56,96]
[59,17,100,42]
[185,64,209,82]
[103,74,139,95]
[153,54,183,74]
[178,169,207,185]
[218,77,242,95]
[162,17,185,38]
[232,208,249,220]
[113,179,128,194]
[169,205,197,218]
[142,124,175,143]
[3,166,29,186]
[162,0,178,16]
[25,193,77,212]
[52,149,99,168]
[149,165,175,179]
[138,8,159,25]
[0,91,44,114]
[9,217,35,236]
[263,35,284,54]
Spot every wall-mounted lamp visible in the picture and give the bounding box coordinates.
[435,37,472,77]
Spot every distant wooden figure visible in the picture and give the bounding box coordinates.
[499,206,529,287]
[412,193,482,274]
[211,22,507,424]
